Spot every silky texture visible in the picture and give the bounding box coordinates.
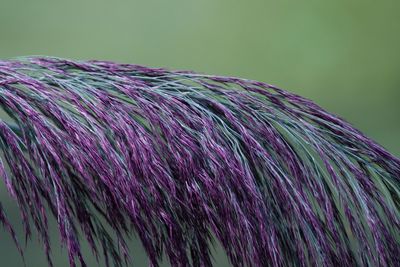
[0,57,398,267]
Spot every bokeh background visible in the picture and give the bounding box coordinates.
[0,0,399,266]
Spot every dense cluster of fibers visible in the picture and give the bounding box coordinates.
[0,57,399,267]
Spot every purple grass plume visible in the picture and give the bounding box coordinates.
[0,57,399,267]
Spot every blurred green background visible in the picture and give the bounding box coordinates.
[0,0,399,266]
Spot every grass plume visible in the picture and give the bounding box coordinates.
[0,57,399,267]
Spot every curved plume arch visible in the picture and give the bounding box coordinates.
[0,57,398,267]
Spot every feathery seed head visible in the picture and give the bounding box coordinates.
[0,57,399,267]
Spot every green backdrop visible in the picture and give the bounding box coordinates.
[0,1,399,266]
